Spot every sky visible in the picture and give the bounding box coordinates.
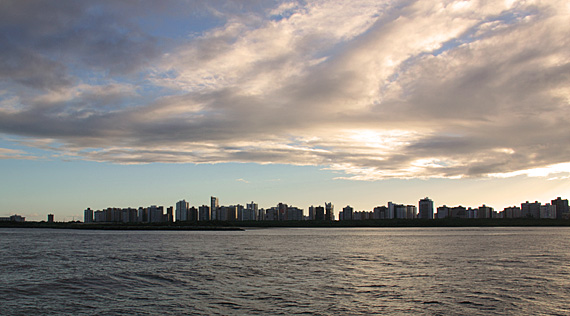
[1,0,569,221]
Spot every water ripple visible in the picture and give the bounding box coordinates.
[1,227,570,315]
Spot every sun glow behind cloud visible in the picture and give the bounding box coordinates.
[0,0,569,182]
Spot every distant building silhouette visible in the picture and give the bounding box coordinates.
[84,208,93,223]
[552,197,569,219]
[437,205,467,219]
[325,202,334,221]
[148,205,166,223]
[211,196,219,220]
[341,205,354,220]
[176,200,189,222]
[199,205,210,221]
[286,206,303,221]
[75,194,570,224]
[278,203,288,221]
[521,201,541,218]
[478,205,494,219]
[419,197,434,219]
[308,206,315,220]
[373,206,387,219]
[137,207,147,222]
[501,206,521,218]
[0,215,25,222]
[166,206,174,222]
[315,206,325,220]
[188,206,198,222]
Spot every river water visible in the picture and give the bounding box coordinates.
[1,227,569,315]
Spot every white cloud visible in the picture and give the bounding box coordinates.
[0,0,569,180]
[0,147,36,160]
[489,162,570,179]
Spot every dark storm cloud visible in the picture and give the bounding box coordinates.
[0,0,162,89]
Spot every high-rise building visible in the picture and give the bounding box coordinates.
[437,205,451,219]
[521,201,541,218]
[406,205,417,219]
[94,210,105,222]
[246,202,258,221]
[466,207,477,219]
[387,202,405,219]
[387,202,395,219]
[395,204,407,219]
[47,214,54,223]
[502,206,521,218]
[121,208,129,223]
[148,205,165,223]
[235,204,245,221]
[277,203,288,220]
[121,208,138,223]
[188,206,198,221]
[373,206,387,219]
[478,205,494,219]
[220,205,237,221]
[308,206,315,220]
[418,197,434,219]
[166,206,174,222]
[265,207,278,221]
[540,203,556,219]
[315,206,325,220]
[450,206,466,219]
[198,205,210,221]
[211,196,219,220]
[138,207,148,223]
[552,197,569,219]
[84,208,94,223]
[175,200,189,222]
[342,205,354,220]
[286,206,304,221]
[325,202,334,221]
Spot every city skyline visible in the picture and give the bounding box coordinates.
[8,194,566,223]
[1,1,569,221]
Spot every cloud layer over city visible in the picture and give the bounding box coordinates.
[1,0,569,180]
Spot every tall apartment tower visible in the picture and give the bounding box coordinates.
[84,208,94,223]
[211,196,219,220]
[198,205,210,221]
[521,201,541,218]
[166,206,174,222]
[246,202,258,221]
[342,205,354,220]
[552,197,569,219]
[175,200,189,222]
[418,197,434,219]
[387,202,395,219]
[325,202,334,221]
[308,206,315,220]
[315,206,325,220]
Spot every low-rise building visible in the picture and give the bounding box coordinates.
[0,215,26,222]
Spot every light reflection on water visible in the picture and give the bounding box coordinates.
[1,227,569,315]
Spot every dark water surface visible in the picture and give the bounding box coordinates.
[1,227,569,315]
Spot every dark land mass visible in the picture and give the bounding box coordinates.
[1,218,570,230]
[0,221,244,231]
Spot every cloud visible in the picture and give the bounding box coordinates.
[0,0,162,90]
[0,147,36,160]
[0,0,569,180]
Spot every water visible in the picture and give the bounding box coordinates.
[1,227,569,315]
